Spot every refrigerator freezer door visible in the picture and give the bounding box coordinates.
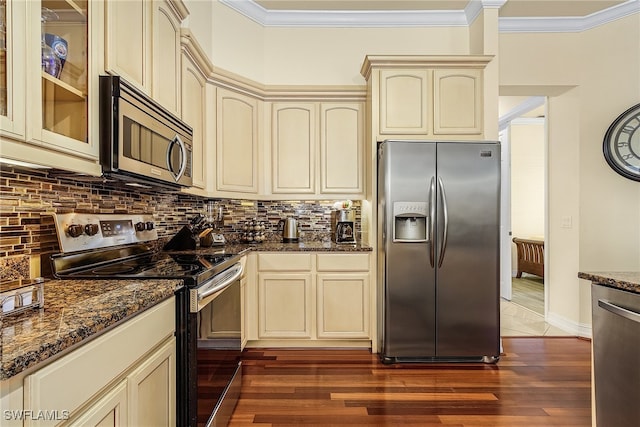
[435,143,501,358]
[379,141,437,359]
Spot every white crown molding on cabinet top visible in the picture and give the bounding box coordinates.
[220,0,639,31]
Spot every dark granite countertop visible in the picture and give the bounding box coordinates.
[578,271,640,294]
[203,241,373,253]
[0,278,182,380]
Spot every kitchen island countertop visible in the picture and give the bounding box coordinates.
[578,271,640,294]
[0,278,182,380]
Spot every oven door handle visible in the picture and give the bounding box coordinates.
[190,262,243,313]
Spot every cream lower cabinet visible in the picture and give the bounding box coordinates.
[269,102,364,198]
[250,252,372,347]
[22,298,176,427]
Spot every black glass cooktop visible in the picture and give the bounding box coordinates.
[54,251,239,287]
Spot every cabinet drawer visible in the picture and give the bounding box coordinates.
[23,298,175,425]
[317,253,370,272]
[258,253,312,271]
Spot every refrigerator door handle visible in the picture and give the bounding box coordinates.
[429,176,436,267]
[437,176,449,267]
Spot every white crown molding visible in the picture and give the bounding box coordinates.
[220,0,639,32]
[499,0,640,33]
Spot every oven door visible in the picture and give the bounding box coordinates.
[190,262,243,427]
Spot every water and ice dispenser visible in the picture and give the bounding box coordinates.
[393,202,429,242]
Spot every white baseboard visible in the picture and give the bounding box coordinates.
[547,311,592,338]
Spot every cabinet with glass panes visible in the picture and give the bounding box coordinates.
[1,0,100,172]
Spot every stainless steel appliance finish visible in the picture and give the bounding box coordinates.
[332,209,356,244]
[48,214,244,427]
[591,284,640,427]
[100,75,193,188]
[279,217,299,242]
[377,140,501,363]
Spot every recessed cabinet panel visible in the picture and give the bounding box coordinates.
[153,1,181,115]
[105,0,149,91]
[433,69,482,135]
[379,69,429,135]
[320,103,364,194]
[271,103,316,194]
[259,273,312,338]
[181,53,206,188]
[216,88,259,193]
[317,274,369,339]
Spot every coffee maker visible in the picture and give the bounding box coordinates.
[331,209,356,244]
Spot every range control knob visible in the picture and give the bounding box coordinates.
[135,222,146,232]
[84,223,99,236]
[66,224,84,238]
[145,221,155,231]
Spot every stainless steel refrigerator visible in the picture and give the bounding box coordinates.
[377,140,501,363]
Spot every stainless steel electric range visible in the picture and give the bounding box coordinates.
[48,213,245,427]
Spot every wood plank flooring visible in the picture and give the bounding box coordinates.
[229,337,592,426]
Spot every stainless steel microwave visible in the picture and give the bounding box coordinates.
[99,75,193,188]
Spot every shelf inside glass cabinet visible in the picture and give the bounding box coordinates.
[41,0,88,142]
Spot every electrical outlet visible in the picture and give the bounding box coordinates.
[561,216,573,229]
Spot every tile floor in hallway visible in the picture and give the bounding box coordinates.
[500,299,574,336]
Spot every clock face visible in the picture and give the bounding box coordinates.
[603,103,640,182]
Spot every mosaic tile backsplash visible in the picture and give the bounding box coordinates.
[0,165,361,279]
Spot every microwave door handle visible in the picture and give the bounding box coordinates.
[166,135,187,182]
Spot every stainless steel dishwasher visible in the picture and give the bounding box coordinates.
[591,284,640,427]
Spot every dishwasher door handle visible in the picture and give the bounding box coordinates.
[598,299,640,324]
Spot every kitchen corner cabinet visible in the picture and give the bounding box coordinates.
[1,0,101,171]
[215,87,261,195]
[21,298,176,427]
[269,101,364,198]
[249,252,372,347]
[105,0,187,116]
[361,56,492,141]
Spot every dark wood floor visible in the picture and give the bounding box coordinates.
[229,337,592,426]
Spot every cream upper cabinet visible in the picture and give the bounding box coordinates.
[320,103,364,195]
[181,30,212,190]
[105,0,149,91]
[271,103,317,194]
[0,0,102,174]
[105,0,186,115]
[268,101,364,198]
[361,55,492,141]
[216,87,260,194]
[0,0,26,140]
[378,69,430,136]
[433,68,482,135]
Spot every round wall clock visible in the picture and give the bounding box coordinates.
[602,103,640,182]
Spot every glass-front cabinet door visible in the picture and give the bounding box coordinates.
[0,0,26,140]
[26,0,98,159]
